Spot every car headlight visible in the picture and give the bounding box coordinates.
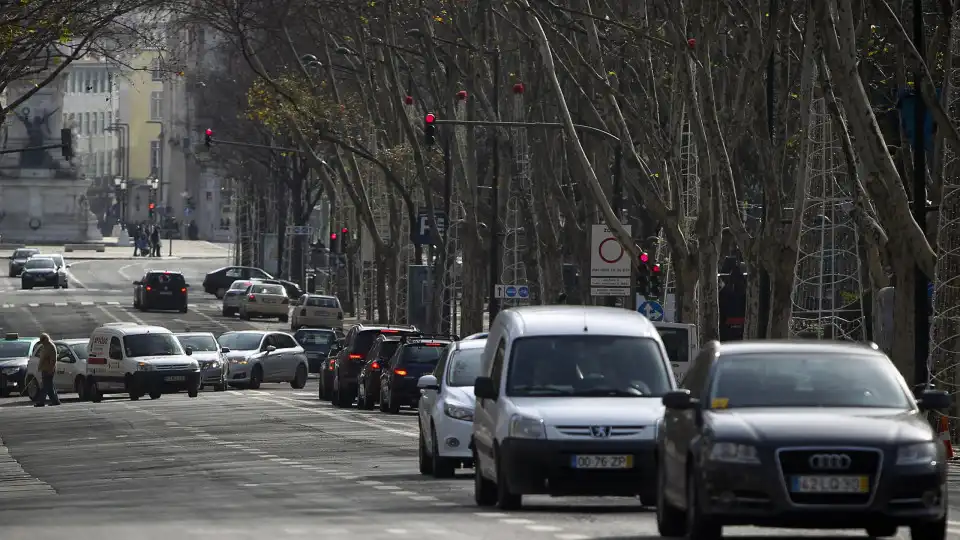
[508,414,545,439]
[136,362,155,371]
[230,358,248,365]
[443,402,474,421]
[708,442,760,464]
[2,367,21,375]
[897,442,938,465]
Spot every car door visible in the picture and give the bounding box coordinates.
[474,338,505,477]
[420,345,452,446]
[53,344,75,391]
[273,333,301,378]
[662,346,713,506]
[292,295,306,327]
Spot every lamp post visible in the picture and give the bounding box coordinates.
[149,176,160,225]
[113,176,127,225]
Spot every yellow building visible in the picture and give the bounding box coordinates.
[117,49,164,224]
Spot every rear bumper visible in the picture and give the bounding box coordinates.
[244,304,287,315]
[145,293,187,308]
[296,316,342,329]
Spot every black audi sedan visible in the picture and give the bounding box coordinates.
[657,341,949,540]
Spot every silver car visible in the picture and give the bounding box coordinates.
[175,332,228,391]
[221,279,255,317]
[217,331,310,390]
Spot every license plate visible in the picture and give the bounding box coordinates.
[160,291,173,295]
[570,455,633,469]
[164,376,186,382]
[263,298,276,303]
[790,475,868,493]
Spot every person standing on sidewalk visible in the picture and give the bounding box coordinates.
[34,334,60,407]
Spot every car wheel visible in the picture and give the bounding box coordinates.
[149,390,162,400]
[53,282,60,289]
[240,310,250,320]
[279,314,289,323]
[215,288,226,299]
[359,384,375,410]
[21,284,31,290]
[495,449,521,510]
[24,377,38,402]
[866,525,898,538]
[418,425,434,475]
[686,467,721,540]
[74,377,87,401]
[335,379,353,407]
[431,425,456,478]
[388,392,401,414]
[214,382,227,392]
[473,448,497,506]
[656,459,686,537]
[88,379,103,403]
[180,305,188,313]
[221,307,230,317]
[249,365,262,390]
[290,364,307,389]
[910,516,946,540]
[188,385,199,398]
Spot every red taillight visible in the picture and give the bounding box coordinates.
[394,368,408,376]
[145,286,152,291]
[423,342,443,347]
[381,330,398,333]
[328,359,335,370]
[371,361,380,369]
[348,354,363,360]
[181,288,187,293]
[248,294,256,301]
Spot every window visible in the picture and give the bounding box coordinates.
[108,337,123,360]
[0,340,31,358]
[99,112,105,133]
[490,339,505,385]
[151,58,163,81]
[505,336,672,397]
[101,70,108,92]
[123,334,183,358]
[91,113,98,134]
[225,268,242,279]
[83,113,90,135]
[274,335,297,349]
[56,344,73,363]
[218,332,265,351]
[251,284,284,295]
[69,343,89,360]
[446,348,485,386]
[175,335,219,352]
[150,91,163,120]
[106,111,113,131]
[306,297,340,308]
[149,140,161,175]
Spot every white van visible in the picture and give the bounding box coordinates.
[652,321,698,380]
[471,305,676,510]
[86,324,201,402]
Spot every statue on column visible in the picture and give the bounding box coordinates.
[14,106,59,168]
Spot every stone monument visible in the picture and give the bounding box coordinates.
[0,73,102,243]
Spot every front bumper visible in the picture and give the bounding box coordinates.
[696,458,946,528]
[198,365,226,385]
[131,370,200,393]
[0,367,26,388]
[227,362,252,383]
[498,437,657,497]
[22,273,61,287]
[434,413,473,459]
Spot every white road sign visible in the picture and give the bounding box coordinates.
[590,287,631,296]
[590,224,632,277]
[590,277,630,287]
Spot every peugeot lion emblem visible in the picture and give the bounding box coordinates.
[808,453,852,470]
[589,426,611,438]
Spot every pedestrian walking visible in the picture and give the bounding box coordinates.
[34,333,60,407]
[132,224,141,256]
[150,227,161,257]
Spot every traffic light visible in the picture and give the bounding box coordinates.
[649,263,663,298]
[148,202,155,218]
[329,232,339,253]
[636,252,650,295]
[204,128,213,147]
[60,128,73,160]
[424,113,436,146]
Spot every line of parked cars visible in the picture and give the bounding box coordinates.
[6,248,71,289]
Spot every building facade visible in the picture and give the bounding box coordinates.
[116,49,164,225]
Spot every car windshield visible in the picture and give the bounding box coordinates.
[294,330,336,348]
[68,343,89,360]
[123,334,183,357]
[25,258,54,269]
[506,336,671,397]
[0,341,31,358]
[176,335,219,352]
[447,347,484,386]
[252,284,284,295]
[398,343,448,366]
[218,333,264,351]
[707,352,911,409]
[306,297,340,308]
[13,249,37,259]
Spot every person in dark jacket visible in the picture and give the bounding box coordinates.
[150,227,161,257]
[34,334,60,407]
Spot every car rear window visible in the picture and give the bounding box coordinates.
[376,341,401,360]
[657,328,689,365]
[306,297,340,308]
[398,343,448,366]
[294,330,336,346]
[252,284,284,295]
[148,273,185,285]
[352,329,417,356]
[13,249,37,259]
[229,280,252,291]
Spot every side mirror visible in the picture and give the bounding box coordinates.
[184,347,193,356]
[474,376,498,400]
[266,345,277,353]
[663,389,698,410]
[917,389,951,411]
[220,347,231,353]
[418,374,439,391]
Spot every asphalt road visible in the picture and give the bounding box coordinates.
[1,256,959,539]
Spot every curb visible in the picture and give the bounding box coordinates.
[63,255,228,261]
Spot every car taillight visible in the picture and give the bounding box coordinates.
[394,368,408,376]
[381,330,398,333]
[181,288,187,293]
[371,361,380,370]
[145,286,152,291]
[248,294,256,301]
[281,298,289,304]
[348,354,363,360]
[328,359,335,370]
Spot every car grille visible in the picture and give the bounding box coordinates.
[777,448,882,505]
[555,426,648,438]
[155,364,193,371]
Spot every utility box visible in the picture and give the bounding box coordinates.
[407,265,433,329]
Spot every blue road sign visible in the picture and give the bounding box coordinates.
[505,286,517,298]
[517,286,529,298]
[638,301,664,322]
[410,211,447,246]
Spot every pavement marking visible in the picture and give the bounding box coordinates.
[500,518,535,525]
[54,302,67,307]
[527,525,563,532]
[373,485,401,490]
[358,480,383,485]
[409,495,437,501]
[553,535,589,540]
[384,529,408,535]
[431,501,458,507]
[391,490,418,496]
[475,512,509,518]
[260,454,280,458]
[27,303,38,308]
[243,393,417,438]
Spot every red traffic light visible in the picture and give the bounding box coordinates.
[425,113,436,124]
[148,203,155,209]
[330,233,337,240]
[652,263,661,273]
[205,128,213,136]
[639,252,649,263]
[341,227,348,233]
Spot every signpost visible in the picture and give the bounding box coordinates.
[590,224,632,297]
[285,225,313,236]
[638,300,664,321]
[495,284,529,299]
[411,210,447,245]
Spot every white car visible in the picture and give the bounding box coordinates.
[417,338,486,477]
[24,338,89,400]
[290,294,343,330]
[239,283,290,322]
[174,332,229,391]
[221,279,255,317]
[218,331,309,390]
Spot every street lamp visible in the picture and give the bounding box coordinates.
[113,176,127,225]
[149,177,159,191]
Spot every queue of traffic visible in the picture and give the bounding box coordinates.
[0,300,950,539]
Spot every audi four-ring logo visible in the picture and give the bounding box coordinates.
[808,453,852,470]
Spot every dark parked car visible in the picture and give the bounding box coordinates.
[294,328,338,373]
[657,340,949,540]
[20,256,68,289]
[202,266,272,298]
[7,248,39,277]
[357,334,402,410]
[379,334,457,413]
[330,324,419,407]
[134,271,190,312]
